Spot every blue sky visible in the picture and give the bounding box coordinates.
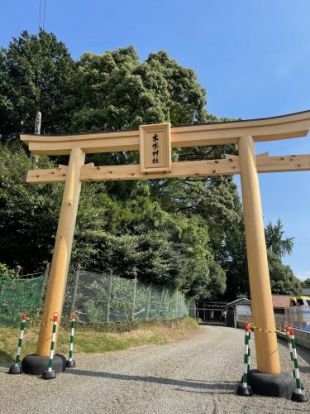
[1,1,310,280]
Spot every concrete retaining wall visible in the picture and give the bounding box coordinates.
[236,320,310,350]
[291,328,310,349]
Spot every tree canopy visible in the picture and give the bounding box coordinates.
[302,278,310,288]
[264,220,301,295]
[0,30,302,299]
[70,48,208,133]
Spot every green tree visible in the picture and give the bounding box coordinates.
[265,219,294,258]
[223,221,249,300]
[70,48,208,133]
[264,219,302,295]
[302,278,310,288]
[74,181,226,298]
[0,263,14,280]
[268,251,301,295]
[0,30,74,139]
[0,143,61,271]
[0,143,107,273]
[222,218,300,299]
[150,174,243,298]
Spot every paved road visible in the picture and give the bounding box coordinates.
[1,326,310,414]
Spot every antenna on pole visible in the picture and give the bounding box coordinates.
[32,112,41,165]
[33,0,47,165]
[34,111,42,135]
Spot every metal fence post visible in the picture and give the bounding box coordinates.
[0,279,5,297]
[131,277,137,321]
[41,262,50,296]
[70,264,81,314]
[38,262,50,316]
[146,284,152,321]
[174,291,178,318]
[165,289,170,319]
[106,274,113,323]
[159,287,165,318]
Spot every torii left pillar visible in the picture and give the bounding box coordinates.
[22,148,85,374]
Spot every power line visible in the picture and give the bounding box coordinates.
[35,0,47,136]
[38,0,47,30]
[42,0,47,29]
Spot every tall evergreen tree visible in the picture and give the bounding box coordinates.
[0,30,74,139]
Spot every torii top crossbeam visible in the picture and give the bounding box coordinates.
[21,111,310,184]
[22,110,310,155]
[20,110,310,378]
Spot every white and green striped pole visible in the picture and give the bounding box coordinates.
[9,312,28,374]
[42,313,59,380]
[287,325,308,402]
[286,324,296,379]
[247,329,251,373]
[237,321,252,396]
[286,325,304,391]
[66,312,77,368]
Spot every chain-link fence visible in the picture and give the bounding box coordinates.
[0,268,192,326]
[274,308,310,332]
[237,309,310,333]
[64,269,190,323]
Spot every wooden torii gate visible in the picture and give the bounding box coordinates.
[21,111,310,376]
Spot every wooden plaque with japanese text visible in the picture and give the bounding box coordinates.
[139,123,171,173]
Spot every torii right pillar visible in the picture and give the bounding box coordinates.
[238,135,280,374]
[238,135,298,399]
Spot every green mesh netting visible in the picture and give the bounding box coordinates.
[0,276,45,325]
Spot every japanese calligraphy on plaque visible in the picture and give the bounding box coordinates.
[139,123,171,173]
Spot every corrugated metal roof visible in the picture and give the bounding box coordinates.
[227,297,251,307]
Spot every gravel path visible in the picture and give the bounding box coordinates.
[1,325,310,414]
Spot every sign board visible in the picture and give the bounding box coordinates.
[139,123,171,173]
[236,304,252,317]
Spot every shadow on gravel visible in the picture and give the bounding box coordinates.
[299,366,310,374]
[296,347,310,365]
[67,369,236,393]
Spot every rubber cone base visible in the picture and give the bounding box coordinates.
[237,383,253,396]
[42,370,56,380]
[292,391,308,403]
[66,359,76,368]
[8,365,22,374]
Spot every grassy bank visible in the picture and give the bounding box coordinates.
[0,317,198,365]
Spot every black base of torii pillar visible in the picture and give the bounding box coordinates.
[22,354,66,375]
[238,370,308,401]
